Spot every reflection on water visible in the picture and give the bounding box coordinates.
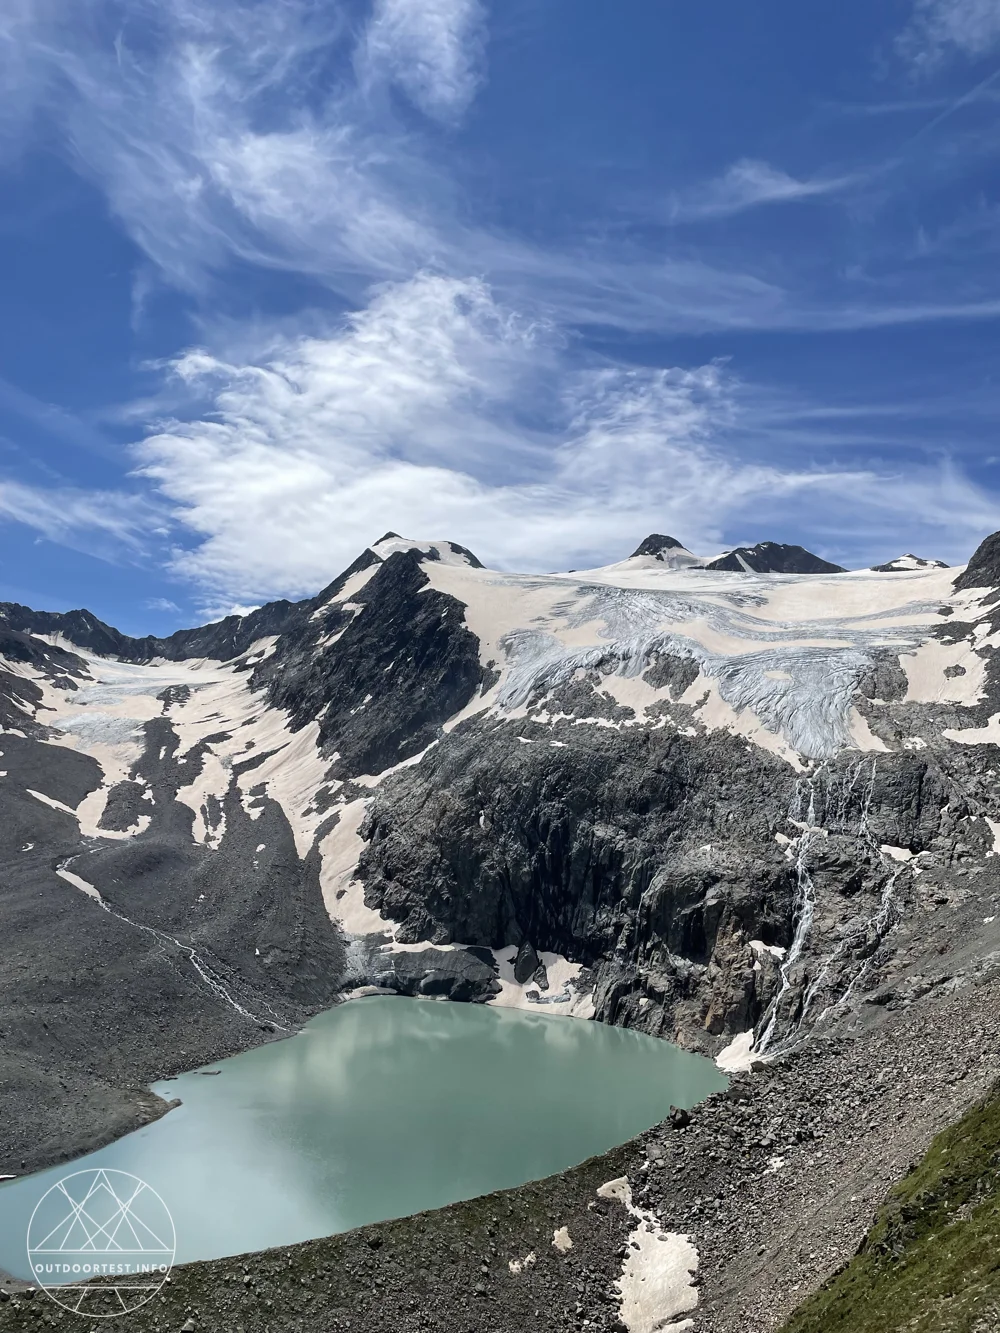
[0,998,726,1277]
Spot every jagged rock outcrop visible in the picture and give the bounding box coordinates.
[630,534,686,559]
[253,549,487,778]
[954,528,1000,591]
[706,542,846,574]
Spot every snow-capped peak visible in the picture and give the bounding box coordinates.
[870,554,949,573]
[369,534,483,568]
[617,534,706,571]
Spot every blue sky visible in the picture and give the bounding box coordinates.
[2,0,1000,632]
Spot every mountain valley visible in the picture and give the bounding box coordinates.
[2,530,999,1331]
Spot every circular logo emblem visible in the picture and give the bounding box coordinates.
[26,1169,175,1318]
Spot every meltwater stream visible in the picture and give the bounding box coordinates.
[0,998,726,1278]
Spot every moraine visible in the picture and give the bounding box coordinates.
[0,997,725,1278]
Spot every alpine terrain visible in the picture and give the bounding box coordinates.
[2,528,1000,1333]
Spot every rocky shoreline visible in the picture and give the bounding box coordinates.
[2,959,997,1331]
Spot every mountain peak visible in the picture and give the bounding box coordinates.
[629,534,685,560]
[706,542,846,575]
[368,534,484,569]
[870,554,949,573]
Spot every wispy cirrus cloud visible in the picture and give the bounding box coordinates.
[0,0,789,332]
[358,0,487,122]
[126,273,1000,603]
[899,0,1000,67]
[0,477,159,554]
[2,0,441,293]
[667,159,856,223]
[4,2,1000,338]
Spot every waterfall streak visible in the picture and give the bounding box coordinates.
[56,859,279,1028]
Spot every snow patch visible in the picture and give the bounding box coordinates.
[944,714,1000,746]
[903,637,986,707]
[881,844,914,862]
[508,1251,536,1275]
[715,1030,756,1073]
[488,945,595,1018]
[55,860,103,903]
[27,788,77,817]
[318,799,392,935]
[750,939,786,960]
[596,1177,699,1333]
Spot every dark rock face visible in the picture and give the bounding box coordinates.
[97,781,148,832]
[856,651,908,703]
[630,534,685,559]
[0,628,88,734]
[358,718,801,1047]
[0,598,304,664]
[354,696,1000,1053]
[255,551,487,779]
[953,529,1000,590]
[642,651,700,697]
[706,542,846,574]
[365,947,501,1002]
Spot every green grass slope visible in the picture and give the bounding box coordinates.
[782,1082,1000,1333]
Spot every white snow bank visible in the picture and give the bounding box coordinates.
[27,788,77,816]
[715,1029,756,1072]
[596,1177,698,1333]
[318,799,392,935]
[488,944,595,1018]
[55,862,103,903]
[881,844,913,862]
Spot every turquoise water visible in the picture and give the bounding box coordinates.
[0,998,726,1278]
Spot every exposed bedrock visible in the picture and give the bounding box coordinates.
[0,716,347,1176]
[86,716,347,1013]
[254,549,487,778]
[358,720,796,1050]
[705,542,846,575]
[358,719,991,1054]
[352,944,502,1002]
[0,595,304,664]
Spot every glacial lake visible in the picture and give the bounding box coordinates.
[0,997,727,1279]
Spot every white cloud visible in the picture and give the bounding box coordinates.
[3,0,439,294]
[668,159,854,222]
[0,478,155,553]
[359,0,486,122]
[5,3,996,336]
[2,0,1000,605]
[12,1,786,332]
[900,0,1000,66]
[123,274,1000,602]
